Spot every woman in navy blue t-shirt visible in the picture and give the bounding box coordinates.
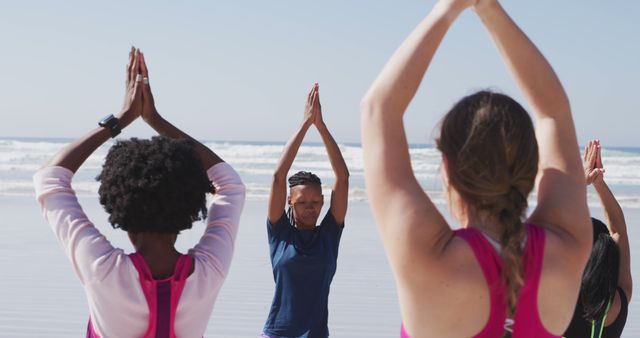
[262,83,349,338]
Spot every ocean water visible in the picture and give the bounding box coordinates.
[1,137,639,208]
[2,137,640,337]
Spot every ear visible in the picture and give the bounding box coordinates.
[287,195,292,207]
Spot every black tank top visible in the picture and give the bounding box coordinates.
[564,287,628,338]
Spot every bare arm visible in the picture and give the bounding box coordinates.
[36,48,143,284]
[360,2,467,265]
[314,85,349,225]
[267,85,318,224]
[47,48,143,172]
[588,140,632,301]
[595,180,632,300]
[475,1,591,256]
[139,52,222,170]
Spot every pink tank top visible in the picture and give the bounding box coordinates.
[86,253,194,338]
[401,224,558,338]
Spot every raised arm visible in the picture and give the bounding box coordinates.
[35,47,143,284]
[474,1,590,253]
[588,140,632,301]
[139,52,222,170]
[313,84,349,225]
[360,1,470,261]
[268,85,318,224]
[46,47,142,172]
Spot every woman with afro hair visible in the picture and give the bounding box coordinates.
[262,83,349,338]
[34,47,246,337]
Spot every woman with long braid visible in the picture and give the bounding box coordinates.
[262,83,349,338]
[361,0,591,337]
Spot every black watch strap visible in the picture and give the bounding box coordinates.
[98,114,121,138]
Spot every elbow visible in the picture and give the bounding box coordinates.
[360,94,379,119]
[272,172,287,184]
[339,170,350,181]
[360,94,395,125]
[237,180,247,195]
[335,173,349,188]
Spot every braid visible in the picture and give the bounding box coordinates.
[497,186,529,338]
[288,171,321,188]
[287,206,296,227]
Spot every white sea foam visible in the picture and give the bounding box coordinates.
[3,138,639,207]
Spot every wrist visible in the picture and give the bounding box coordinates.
[116,109,137,129]
[593,180,607,190]
[474,1,502,21]
[142,110,162,124]
[99,114,123,137]
[433,1,467,20]
[301,120,313,129]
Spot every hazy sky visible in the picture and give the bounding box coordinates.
[0,1,638,146]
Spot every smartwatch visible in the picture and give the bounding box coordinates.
[98,114,121,138]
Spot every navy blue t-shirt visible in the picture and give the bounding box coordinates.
[263,210,343,338]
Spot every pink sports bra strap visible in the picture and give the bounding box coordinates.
[454,227,507,338]
[169,255,193,338]
[454,228,503,284]
[400,225,553,338]
[513,224,556,337]
[128,253,194,338]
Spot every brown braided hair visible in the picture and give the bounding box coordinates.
[436,91,538,337]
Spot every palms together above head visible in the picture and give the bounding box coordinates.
[137,51,159,122]
[583,139,605,185]
[120,47,143,119]
[303,83,321,126]
[312,84,324,127]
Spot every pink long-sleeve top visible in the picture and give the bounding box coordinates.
[34,162,246,338]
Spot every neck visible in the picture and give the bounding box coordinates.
[295,222,315,230]
[129,232,181,278]
[458,208,501,242]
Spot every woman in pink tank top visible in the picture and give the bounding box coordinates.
[361,0,592,337]
[35,48,246,337]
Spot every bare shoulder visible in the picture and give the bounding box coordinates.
[398,235,491,336]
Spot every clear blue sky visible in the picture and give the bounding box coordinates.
[0,1,638,146]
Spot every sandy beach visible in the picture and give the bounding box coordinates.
[1,194,638,337]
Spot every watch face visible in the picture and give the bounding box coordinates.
[98,114,121,137]
[99,114,117,127]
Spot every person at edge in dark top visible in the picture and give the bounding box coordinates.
[564,139,632,338]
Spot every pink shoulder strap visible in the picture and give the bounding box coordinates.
[513,224,557,337]
[128,253,194,338]
[454,227,507,338]
[400,225,554,338]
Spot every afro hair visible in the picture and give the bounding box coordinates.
[97,136,212,234]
